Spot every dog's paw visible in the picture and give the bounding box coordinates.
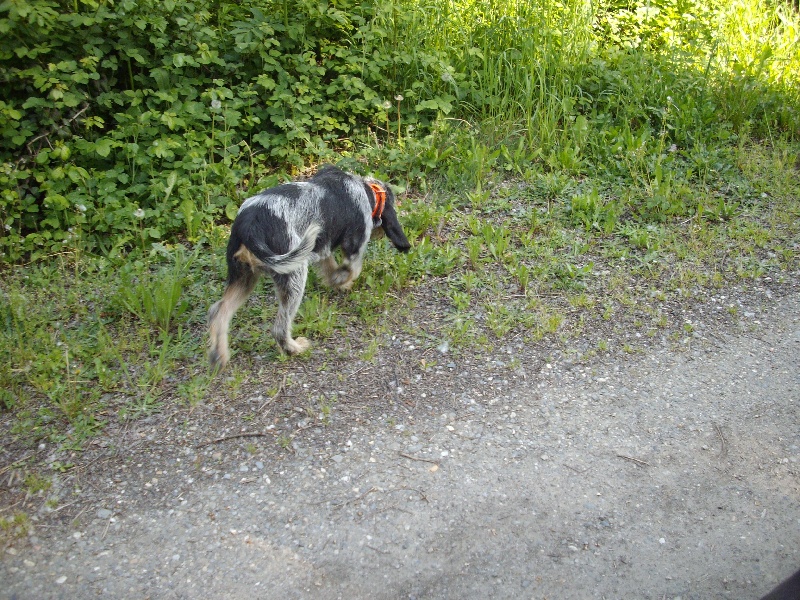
[285,337,312,355]
[336,279,355,291]
[208,347,229,372]
[329,266,352,288]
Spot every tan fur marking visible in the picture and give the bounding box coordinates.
[208,273,259,370]
[233,244,264,271]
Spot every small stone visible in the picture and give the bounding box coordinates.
[56,576,67,584]
[332,455,344,463]
[6,547,18,555]
[96,509,112,519]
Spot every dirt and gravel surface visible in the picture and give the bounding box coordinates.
[2,276,799,599]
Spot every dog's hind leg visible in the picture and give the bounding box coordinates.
[271,265,311,355]
[208,269,259,370]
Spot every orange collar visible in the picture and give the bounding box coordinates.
[368,182,386,221]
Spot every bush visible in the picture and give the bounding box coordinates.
[0,0,453,261]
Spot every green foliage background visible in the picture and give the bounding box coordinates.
[1,0,799,262]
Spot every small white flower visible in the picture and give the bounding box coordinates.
[395,94,404,102]
[133,208,145,219]
[76,204,87,213]
[211,99,222,109]
[382,100,392,110]
[668,144,677,153]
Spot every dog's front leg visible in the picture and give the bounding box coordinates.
[271,266,311,355]
[317,255,340,287]
[318,253,364,291]
[328,254,364,290]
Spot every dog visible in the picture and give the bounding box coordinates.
[208,165,411,370]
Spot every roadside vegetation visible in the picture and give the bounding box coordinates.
[1,0,799,513]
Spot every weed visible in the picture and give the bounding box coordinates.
[296,294,338,339]
[481,223,512,262]
[360,338,381,362]
[569,189,618,234]
[0,512,31,540]
[177,372,213,407]
[114,246,195,333]
[318,394,336,425]
[24,472,52,495]
[466,236,483,269]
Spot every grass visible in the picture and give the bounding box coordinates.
[4,135,795,454]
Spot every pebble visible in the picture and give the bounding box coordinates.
[97,509,112,519]
[55,576,67,584]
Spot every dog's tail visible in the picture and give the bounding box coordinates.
[236,222,322,275]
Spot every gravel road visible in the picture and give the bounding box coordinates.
[2,287,799,599]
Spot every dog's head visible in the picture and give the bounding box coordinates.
[367,179,411,252]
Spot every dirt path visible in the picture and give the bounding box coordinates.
[2,288,799,599]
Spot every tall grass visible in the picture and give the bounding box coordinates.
[380,0,799,149]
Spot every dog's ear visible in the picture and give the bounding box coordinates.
[381,189,411,252]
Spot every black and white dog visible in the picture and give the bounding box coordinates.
[208,165,411,370]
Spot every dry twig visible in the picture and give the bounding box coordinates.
[259,374,286,412]
[616,453,650,467]
[0,454,33,476]
[713,421,727,456]
[398,452,439,466]
[196,432,271,449]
